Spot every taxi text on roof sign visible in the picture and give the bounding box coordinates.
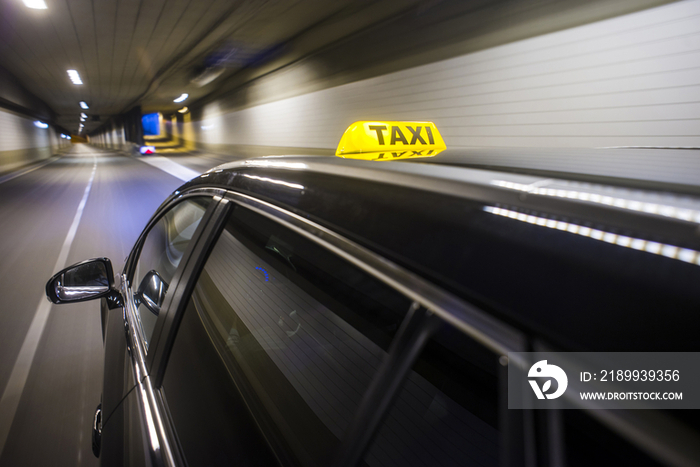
[336,121,446,161]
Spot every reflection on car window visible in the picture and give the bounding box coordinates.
[168,205,412,466]
[132,197,210,348]
[365,324,500,466]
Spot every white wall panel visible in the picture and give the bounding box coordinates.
[0,108,50,152]
[190,0,700,151]
[0,108,65,173]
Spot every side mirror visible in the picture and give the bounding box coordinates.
[135,270,168,316]
[46,258,115,304]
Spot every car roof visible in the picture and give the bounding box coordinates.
[178,153,700,352]
[212,147,700,192]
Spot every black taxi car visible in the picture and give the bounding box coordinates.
[46,122,700,467]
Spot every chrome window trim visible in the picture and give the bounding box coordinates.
[121,277,178,467]
[221,189,526,356]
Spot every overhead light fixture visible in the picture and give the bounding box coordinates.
[23,0,47,9]
[80,112,87,118]
[80,101,89,109]
[67,70,83,85]
[177,106,189,114]
[61,134,69,139]
[173,93,188,103]
[191,67,225,87]
[34,121,48,129]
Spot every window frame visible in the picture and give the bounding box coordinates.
[119,189,222,392]
[122,189,221,352]
[147,186,528,467]
[117,188,226,467]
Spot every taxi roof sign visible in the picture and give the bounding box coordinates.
[335,121,446,161]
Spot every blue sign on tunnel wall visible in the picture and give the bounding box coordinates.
[142,113,160,136]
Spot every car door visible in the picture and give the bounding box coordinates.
[143,191,525,467]
[99,192,219,467]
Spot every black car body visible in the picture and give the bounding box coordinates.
[47,152,700,467]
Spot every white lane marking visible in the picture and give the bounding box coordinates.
[138,156,200,181]
[0,157,60,185]
[0,156,98,458]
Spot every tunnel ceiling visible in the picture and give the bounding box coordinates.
[0,0,419,135]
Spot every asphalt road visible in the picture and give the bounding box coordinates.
[0,144,198,466]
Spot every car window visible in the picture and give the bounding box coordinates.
[162,205,414,467]
[161,296,279,467]
[132,197,211,348]
[563,410,664,467]
[365,323,500,467]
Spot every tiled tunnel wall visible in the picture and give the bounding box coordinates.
[189,0,700,152]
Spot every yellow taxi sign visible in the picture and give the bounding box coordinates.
[335,121,446,160]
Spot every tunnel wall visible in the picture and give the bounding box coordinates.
[89,120,128,151]
[187,0,700,153]
[0,66,69,174]
[0,109,69,175]
[89,122,126,149]
[89,106,143,152]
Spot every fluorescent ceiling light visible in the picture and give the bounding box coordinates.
[173,93,188,103]
[34,121,48,129]
[80,101,89,109]
[23,0,47,9]
[67,70,83,85]
[177,106,188,113]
